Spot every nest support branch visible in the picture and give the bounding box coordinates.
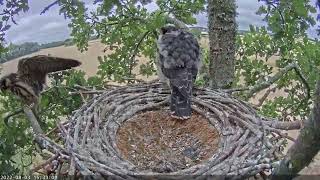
[30,81,303,178]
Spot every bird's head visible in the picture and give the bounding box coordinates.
[160,25,180,35]
[0,74,17,92]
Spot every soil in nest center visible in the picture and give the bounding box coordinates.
[116,110,220,173]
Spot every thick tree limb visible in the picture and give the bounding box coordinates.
[23,107,43,135]
[271,79,320,179]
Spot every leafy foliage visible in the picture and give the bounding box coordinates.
[0,0,29,52]
[57,0,205,83]
[235,0,320,121]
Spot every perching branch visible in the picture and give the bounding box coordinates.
[245,62,310,99]
[271,79,320,179]
[246,63,296,98]
[23,106,43,135]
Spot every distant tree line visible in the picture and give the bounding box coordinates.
[0,36,98,63]
[0,42,40,63]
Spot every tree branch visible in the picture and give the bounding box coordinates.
[245,62,310,100]
[262,118,301,130]
[3,108,24,126]
[128,31,150,78]
[271,79,320,179]
[246,63,296,98]
[23,107,43,135]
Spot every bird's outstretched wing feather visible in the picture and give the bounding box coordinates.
[17,55,81,84]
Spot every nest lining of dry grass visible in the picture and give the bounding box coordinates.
[39,82,299,179]
[116,110,220,173]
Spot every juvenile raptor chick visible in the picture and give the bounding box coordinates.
[157,25,201,120]
[0,55,81,107]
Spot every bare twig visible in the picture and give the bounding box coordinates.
[255,87,277,107]
[68,90,105,95]
[3,108,24,126]
[128,31,150,77]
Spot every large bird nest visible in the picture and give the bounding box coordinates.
[34,81,301,179]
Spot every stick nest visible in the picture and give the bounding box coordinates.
[45,82,294,179]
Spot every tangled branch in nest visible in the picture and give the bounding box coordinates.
[32,82,301,179]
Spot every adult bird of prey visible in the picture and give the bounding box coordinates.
[0,55,81,108]
[157,25,201,120]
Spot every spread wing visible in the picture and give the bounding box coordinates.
[17,55,81,85]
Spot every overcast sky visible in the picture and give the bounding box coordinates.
[4,0,319,45]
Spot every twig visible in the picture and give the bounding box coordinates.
[255,87,277,107]
[246,63,296,98]
[3,108,24,126]
[46,121,69,136]
[128,31,150,77]
[224,87,250,93]
[69,90,105,95]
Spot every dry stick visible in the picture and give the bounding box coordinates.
[255,86,277,107]
[272,79,320,179]
[261,119,301,130]
[264,127,296,142]
[69,90,105,95]
[229,115,262,138]
[46,121,69,136]
[81,114,94,147]
[68,113,83,176]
